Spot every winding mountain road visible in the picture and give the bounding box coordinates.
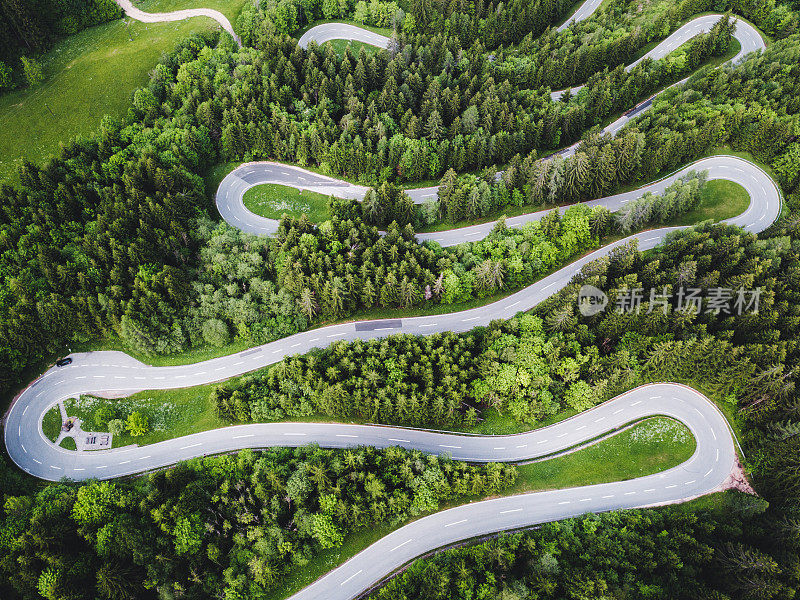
[2,4,779,600]
[114,0,241,44]
[217,15,765,238]
[550,15,763,101]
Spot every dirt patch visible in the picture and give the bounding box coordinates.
[718,456,758,495]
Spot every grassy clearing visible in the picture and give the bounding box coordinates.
[323,38,382,56]
[60,437,77,450]
[669,179,750,226]
[511,417,695,492]
[243,184,332,221]
[42,406,62,442]
[264,416,694,600]
[61,384,224,448]
[0,0,247,182]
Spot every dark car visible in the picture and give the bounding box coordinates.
[56,357,72,367]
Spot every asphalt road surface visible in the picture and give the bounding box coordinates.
[550,15,764,101]
[298,22,392,49]
[114,0,241,44]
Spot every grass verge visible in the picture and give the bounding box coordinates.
[60,437,77,450]
[670,179,750,226]
[243,184,332,221]
[42,406,62,442]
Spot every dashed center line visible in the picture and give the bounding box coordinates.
[340,570,363,586]
[390,539,413,552]
[444,519,468,528]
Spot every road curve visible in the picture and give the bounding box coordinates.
[217,155,777,245]
[114,0,241,44]
[297,0,603,51]
[298,22,392,49]
[217,16,764,237]
[550,15,764,101]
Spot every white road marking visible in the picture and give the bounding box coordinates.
[389,438,411,443]
[666,484,677,489]
[439,444,461,449]
[685,480,696,485]
[445,519,468,527]
[390,539,413,552]
[340,570,363,586]
[602,494,615,499]
[500,508,523,514]
[558,500,570,505]
[336,434,358,438]
[624,491,636,495]
[180,443,202,450]
[284,433,307,436]
[233,434,255,439]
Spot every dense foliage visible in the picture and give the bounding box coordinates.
[3,1,800,599]
[0,448,515,600]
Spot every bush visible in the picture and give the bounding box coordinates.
[202,318,231,347]
[92,406,116,430]
[0,61,13,90]
[126,411,149,437]
[20,57,44,87]
[107,419,126,436]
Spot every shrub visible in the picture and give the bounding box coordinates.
[20,57,44,87]
[126,411,149,437]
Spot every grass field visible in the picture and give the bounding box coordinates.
[263,416,695,600]
[670,179,750,226]
[61,385,224,448]
[0,0,247,182]
[243,184,333,221]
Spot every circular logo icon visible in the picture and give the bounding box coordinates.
[578,285,608,316]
